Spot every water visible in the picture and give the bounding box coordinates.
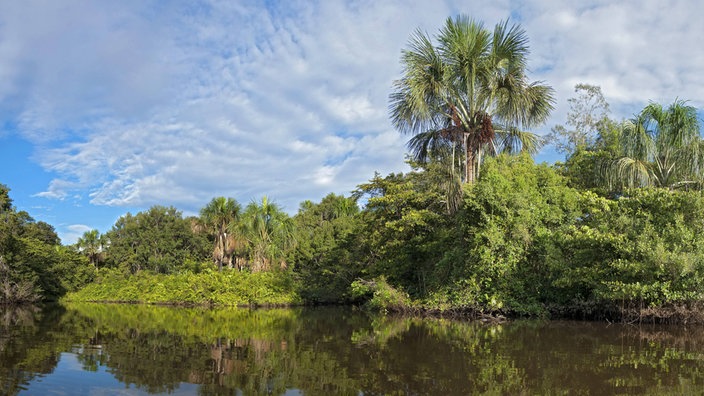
[2,304,704,395]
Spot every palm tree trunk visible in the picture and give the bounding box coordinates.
[466,151,476,183]
[217,233,224,272]
[465,133,477,184]
[476,145,484,182]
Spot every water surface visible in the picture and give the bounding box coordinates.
[2,303,704,395]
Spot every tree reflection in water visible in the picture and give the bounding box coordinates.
[3,303,704,395]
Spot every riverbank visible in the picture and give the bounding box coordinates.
[349,276,704,324]
[63,270,704,324]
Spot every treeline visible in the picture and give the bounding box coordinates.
[5,15,704,322]
[4,91,704,320]
[56,147,704,321]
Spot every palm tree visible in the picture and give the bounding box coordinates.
[611,99,703,190]
[200,197,241,271]
[76,229,105,269]
[389,15,555,184]
[241,196,295,272]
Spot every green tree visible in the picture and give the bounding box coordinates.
[0,184,91,302]
[457,154,585,314]
[291,193,361,302]
[75,229,105,269]
[611,99,703,190]
[353,165,455,298]
[548,188,704,318]
[0,184,11,212]
[199,197,241,271]
[241,196,295,272]
[105,206,207,274]
[389,15,555,184]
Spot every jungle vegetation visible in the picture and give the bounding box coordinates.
[3,15,704,322]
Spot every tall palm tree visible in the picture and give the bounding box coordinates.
[389,15,555,184]
[612,99,703,190]
[200,197,241,271]
[241,196,295,272]
[76,229,105,269]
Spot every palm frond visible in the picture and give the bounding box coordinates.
[389,29,448,136]
[494,126,544,155]
[407,128,461,163]
[615,156,652,188]
[620,118,655,161]
[490,19,529,72]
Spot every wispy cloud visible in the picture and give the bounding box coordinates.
[62,224,93,245]
[2,0,703,219]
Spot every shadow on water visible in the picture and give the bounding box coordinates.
[3,303,704,395]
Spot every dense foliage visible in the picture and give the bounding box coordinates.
[0,185,93,303]
[338,154,704,322]
[12,144,704,321]
[103,206,210,274]
[290,193,361,302]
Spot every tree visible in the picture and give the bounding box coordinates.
[389,15,555,184]
[105,206,206,274]
[241,196,295,272]
[291,194,361,302]
[76,229,105,269]
[0,184,91,302]
[200,197,241,271]
[548,84,621,193]
[548,83,611,156]
[0,184,12,213]
[459,154,585,314]
[352,166,454,297]
[611,99,703,190]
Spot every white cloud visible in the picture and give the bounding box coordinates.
[3,0,704,220]
[62,224,93,245]
[524,0,704,128]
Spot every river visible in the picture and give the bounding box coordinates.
[2,303,704,395]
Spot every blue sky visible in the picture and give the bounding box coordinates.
[1,0,703,244]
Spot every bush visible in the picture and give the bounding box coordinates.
[351,277,414,313]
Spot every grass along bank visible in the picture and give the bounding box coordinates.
[63,268,302,306]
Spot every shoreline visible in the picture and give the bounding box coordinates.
[53,298,704,325]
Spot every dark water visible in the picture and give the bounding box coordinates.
[2,304,704,395]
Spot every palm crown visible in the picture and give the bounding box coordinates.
[614,100,703,189]
[389,15,555,184]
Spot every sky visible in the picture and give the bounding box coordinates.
[1,0,703,244]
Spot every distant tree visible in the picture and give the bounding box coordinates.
[610,99,703,189]
[76,229,105,269]
[241,196,295,272]
[105,206,207,274]
[548,83,611,156]
[0,184,11,212]
[557,119,621,193]
[21,220,61,245]
[291,193,362,302]
[199,197,242,271]
[389,15,555,185]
